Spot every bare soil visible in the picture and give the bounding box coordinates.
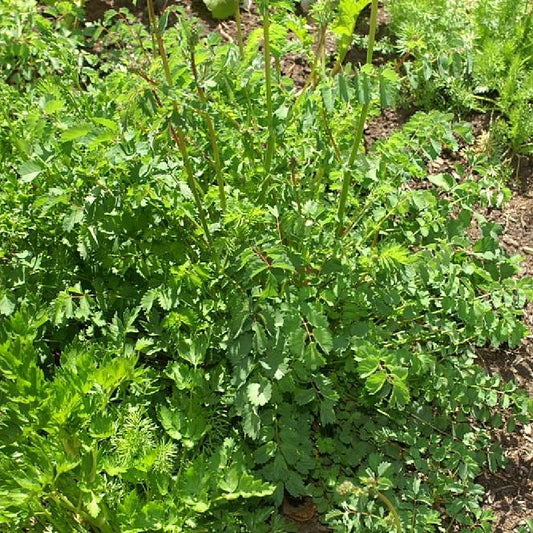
[82,1,533,530]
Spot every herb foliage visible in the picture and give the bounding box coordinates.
[0,0,532,531]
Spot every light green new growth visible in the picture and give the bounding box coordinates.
[203,0,236,19]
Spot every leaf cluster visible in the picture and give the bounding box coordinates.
[385,0,533,154]
[0,2,531,531]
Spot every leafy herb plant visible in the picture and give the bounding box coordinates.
[0,0,531,531]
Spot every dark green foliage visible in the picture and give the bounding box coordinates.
[0,1,531,531]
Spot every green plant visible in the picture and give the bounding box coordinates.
[259,0,276,182]
[0,1,532,531]
[385,0,533,155]
[337,0,379,230]
[331,0,371,76]
[517,518,533,533]
[474,0,533,155]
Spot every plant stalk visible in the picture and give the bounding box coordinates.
[337,0,379,234]
[190,44,227,209]
[146,0,171,81]
[146,0,212,245]
[261,0,276,183]
[313,21,328,84]
[376,491,402,532]
[296,18,329,101]
[51,491,113,533]
[234,0,245,56]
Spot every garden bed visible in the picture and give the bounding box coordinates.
[3,0,532,531]
[83,3,533,528]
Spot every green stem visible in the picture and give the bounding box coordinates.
[296,19,328,100]
[376,491,402,533]
[51,492,113,533]
[337,0,379,234]
[190,44,227,209]
[234,0,245,56]
[261,0,276,183]
[169,124,213,246]
[365,0,379,66]
[315,22,328,80]
[146,0,212,245]
[206,119,227,209]
[146,0,171,82]
[284,19,329,129]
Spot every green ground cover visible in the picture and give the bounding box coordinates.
[0,0,532,530]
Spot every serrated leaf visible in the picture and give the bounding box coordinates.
[42,99,64,114]
[158,10,169,33]
[89,414,114,439]
[320,398,336,425]
[74,295,91,320]
[12,475,42,492]
[428,173,456,191]
[337,74,350,102]
[254,441,277,464]
[93,117,118,131]
[321,84,335,113]
[272,452,288,481]
[378,68,399,107]
[390,376,410,409]
[158,406,182,441]
[377,461,392,476]
[246,382,272,407]
[358,356,380,378]
[87,130,116,147]
[60,123,92,142]
[313,327,333,354]
[140,502,167,526]
[289,328,306,357]
[304,304,328,328]
[356,69,373,105]
[0,295,15,316]
[177,335,208,367]
[203,0,235,19]
[271,261,295,273]
[53,292,74,325]
[219,465,239,493]
[63,207,84,232]
[261,272,279,298]
[242,404,260,438]
[365,370,387,395]
[295,388,315,406]
[220,471,274,500]
[285,471,307,497]
[235,473,275,498]
[249,264,269,279]
[252,322,267,353]
[140,289,157,313]
[304,343,326,370]
[18,161,42,183]
[229,332,253,362]
[86,492,100,519]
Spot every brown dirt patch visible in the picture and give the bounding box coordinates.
[364,106,412,149]
[282,496,331,532]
